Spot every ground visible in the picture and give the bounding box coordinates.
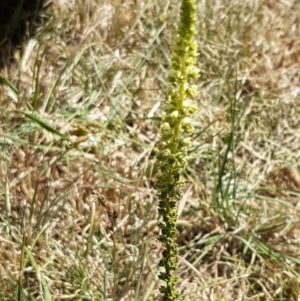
[0,0,300,300]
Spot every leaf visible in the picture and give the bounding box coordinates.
[18,111,69,140]
[0,74,18,95]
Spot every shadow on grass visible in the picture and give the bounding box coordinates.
[0,0,49,68]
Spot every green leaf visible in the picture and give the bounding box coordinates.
[0,74,18,95]
[18,111,69,140]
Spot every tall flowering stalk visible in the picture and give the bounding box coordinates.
[156,0,198,300]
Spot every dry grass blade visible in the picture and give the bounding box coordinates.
[0,0,300,300]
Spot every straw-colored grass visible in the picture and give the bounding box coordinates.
[1,0,300,300]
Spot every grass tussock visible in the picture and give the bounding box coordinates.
[1,0,300,300]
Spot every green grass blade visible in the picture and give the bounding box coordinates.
[17,111,69,140]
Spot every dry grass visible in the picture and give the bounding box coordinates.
[1,0,300,300]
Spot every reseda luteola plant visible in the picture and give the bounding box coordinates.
[155,0,198,300]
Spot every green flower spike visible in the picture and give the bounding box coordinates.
[155,0,199,300]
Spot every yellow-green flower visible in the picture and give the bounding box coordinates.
[155,0,199,300]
